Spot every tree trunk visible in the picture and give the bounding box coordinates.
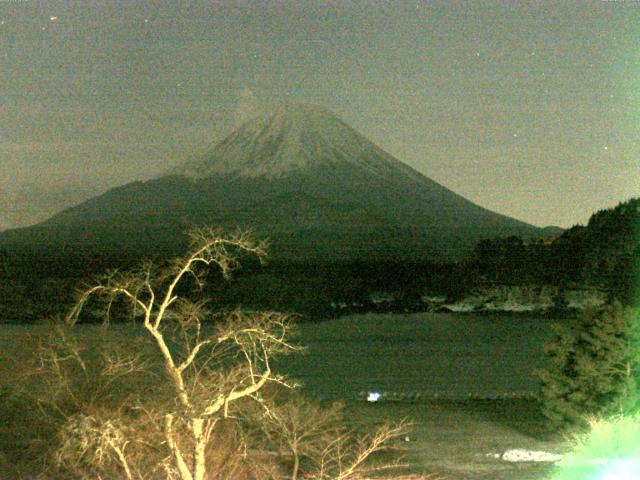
[192,418,207,480]
[165,414,194,480]
[291,444,300,480]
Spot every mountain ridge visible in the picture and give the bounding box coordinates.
[0,104,551,262]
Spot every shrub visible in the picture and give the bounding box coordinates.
[538,302,640,430]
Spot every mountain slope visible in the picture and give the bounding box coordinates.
[174,104,425,181]
[0,104,547,262]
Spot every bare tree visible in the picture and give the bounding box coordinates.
[21,226,410,480]
[314,420,410,480]
[250,394,344,480]
[62,227,299,480]
[251,393,410,480]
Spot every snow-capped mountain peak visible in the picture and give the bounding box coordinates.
[174,103,413,180]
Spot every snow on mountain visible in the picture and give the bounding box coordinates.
[174,103,424,182]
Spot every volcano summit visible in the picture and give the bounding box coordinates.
[174,104,429,181]
[0,104,547,261]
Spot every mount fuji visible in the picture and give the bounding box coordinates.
[0,104,548,262]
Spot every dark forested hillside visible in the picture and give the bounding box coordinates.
[466,197,640,303]
[1,198,637,323]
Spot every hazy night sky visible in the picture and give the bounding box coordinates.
[1,0,638,231]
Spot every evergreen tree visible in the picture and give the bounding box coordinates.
[538,302,640,430]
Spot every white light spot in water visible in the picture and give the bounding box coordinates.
[367,391,381,402]
[50,16,58,21]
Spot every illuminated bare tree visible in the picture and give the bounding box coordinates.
[254,394,410,480]
[64,227,298,480]
[20,226,412,480]
[314,420,410,480]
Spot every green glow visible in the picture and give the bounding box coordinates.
[548,306,640,478]
[597,459,640,480]
[549,414,640,479]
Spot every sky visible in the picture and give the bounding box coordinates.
[1,0,639,231]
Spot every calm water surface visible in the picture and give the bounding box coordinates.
[277,312,569,400]
[1,312,569,400]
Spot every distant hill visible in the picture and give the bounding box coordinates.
[552,198,640,297]
[466,197,640,303]
[0,104,550,262]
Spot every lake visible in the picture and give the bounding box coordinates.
[277,312,568,401]
[0,312,567,401]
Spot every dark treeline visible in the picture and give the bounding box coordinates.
[1,197,638,323]
[0,245,147,322]
[0,250,466,322]
[466,197,640,304]
[206,259,468,319]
